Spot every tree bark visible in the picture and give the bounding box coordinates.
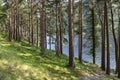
[110,1,118,73]
[99,3,106,71]
[78,0,82,63]
[59,3,63,54]
[118,14,120,78]
[55,4,60,55]
[105,0,110,75]
[92,1,95,64]
[68,0,75,68]
[40,0,45,54]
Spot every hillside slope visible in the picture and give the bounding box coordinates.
[0,31,119,80]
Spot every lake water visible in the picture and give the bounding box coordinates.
[47,35,116,69]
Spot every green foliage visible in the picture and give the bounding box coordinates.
[0,1,8,25]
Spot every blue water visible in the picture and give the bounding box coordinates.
[47,35,115,69]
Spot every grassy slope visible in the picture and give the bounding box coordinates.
[0,31,119,80]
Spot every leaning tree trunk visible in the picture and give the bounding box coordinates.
[110,1,118,73]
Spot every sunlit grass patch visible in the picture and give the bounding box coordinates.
[17,53,33,57]
[0,59,48,80]
[1,43,11,46]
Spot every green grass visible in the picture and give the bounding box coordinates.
[0,31,119,80]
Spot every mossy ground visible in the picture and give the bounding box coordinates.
[0,31,119,80]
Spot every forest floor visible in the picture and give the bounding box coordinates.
[0,31,119,80]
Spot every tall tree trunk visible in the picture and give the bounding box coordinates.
[12,1,15,40]
[16,0,20,41]
[40,0,45,54]
[100,3,106,71]
[49,14,52,50]
[59,3,63,54]
[9,6,12,41]
[105,0,110,75]
[44,7,47,48]
[92,1,95,64]
[20,14,23,39]
[30,0,34,45]
[55,4,60,55]
[28,13,31,44]
[15,0,17,41]
[78,0,82,63]
[36,16,39,46]
[68,0,75,68]
[118,13,120,78]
